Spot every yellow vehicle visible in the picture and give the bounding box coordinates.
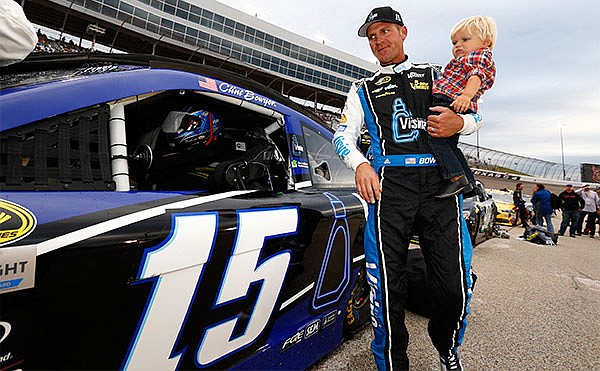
[487,188,518,226]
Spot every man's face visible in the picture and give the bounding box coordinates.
[566,186,573,192]
[367,22,407,65]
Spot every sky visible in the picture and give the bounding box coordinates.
[214,0,599,166]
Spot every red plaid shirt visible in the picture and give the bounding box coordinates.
[432,48,496,112]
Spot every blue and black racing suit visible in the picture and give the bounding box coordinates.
[333,58,481,371]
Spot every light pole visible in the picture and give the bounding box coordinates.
[560,125,566,180]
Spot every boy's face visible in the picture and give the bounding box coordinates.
[451,27,490,58]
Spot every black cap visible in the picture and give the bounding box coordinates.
[358,6,404,37]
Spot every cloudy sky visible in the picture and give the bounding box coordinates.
[215,0,599,166]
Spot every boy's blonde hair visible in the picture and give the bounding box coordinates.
[451,16,497,50]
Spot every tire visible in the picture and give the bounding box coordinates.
[343,263,370,337]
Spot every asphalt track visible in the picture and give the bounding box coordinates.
[311,180,600,371]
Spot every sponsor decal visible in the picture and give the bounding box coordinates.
[407,72,425,79]
[281,329,304,352]
[291,159,308,169]
[374,76,391,86]
[375,91,396,99]
[304,319,320,339]
[198,76,219,92]
[367,11,378,22]
[0,200,36,246]
[372,84,398,94]
[281,318,322,352]
[291,134,304,155]
[0,245,36,294]
[339,114,347,124]
[409,80,429,90]
[333,137,351,159]
[472,169,521,180]
[297,160,309,169]
[322,310,337,328]
[0,322,10,344]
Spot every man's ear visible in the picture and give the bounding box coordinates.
[400,25,408,41]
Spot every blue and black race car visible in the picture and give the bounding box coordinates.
[0,54,370,370]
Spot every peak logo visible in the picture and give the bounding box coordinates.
[0,200,36,246]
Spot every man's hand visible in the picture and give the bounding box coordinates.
[450,95,471,113]
[427,106,464,138]
[355,162,381,203]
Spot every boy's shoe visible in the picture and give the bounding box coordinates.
[435,176,469,199]
[439,352,463,371]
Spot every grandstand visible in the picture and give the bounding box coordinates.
[459,142,582,182]
[19,0,591,183]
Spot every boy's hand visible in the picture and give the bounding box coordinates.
[450,95,471,113]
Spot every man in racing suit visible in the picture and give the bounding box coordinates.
[333,7,481,371]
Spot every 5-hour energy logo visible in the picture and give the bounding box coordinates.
[0,200,36,246]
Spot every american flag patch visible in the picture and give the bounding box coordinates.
[405,157,416,165]
[198,76,218,92]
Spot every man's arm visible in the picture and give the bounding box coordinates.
[427,106,482,138]
[332,81,381,203]
[0,0,37,67]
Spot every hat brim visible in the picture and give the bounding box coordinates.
[358,20,403,37]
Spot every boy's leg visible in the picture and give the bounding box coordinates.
[429,94,465,181]
[447,134,474,183]
[429,137,465,180]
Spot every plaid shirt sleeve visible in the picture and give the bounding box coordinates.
[433,48,496,112]
[464,49,496,91]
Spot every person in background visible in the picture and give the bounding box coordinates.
[575,184,599,238]
[429,16,497,198]
[513,182,529,228]
[333,6,481,371]
[531,183,554,234]
[557,183,585,238]
[596,186,600,231]
[0,0,37,66]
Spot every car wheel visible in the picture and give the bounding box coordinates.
[343,263,370,338]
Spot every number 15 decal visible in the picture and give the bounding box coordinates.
[123,207,298,371]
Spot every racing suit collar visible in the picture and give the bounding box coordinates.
[378,55,413,74]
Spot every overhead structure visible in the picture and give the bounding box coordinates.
[22,0,377,112]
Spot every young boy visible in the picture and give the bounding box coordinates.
[429,16,497,198]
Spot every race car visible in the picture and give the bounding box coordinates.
[487,188,519,226]
[462,181,498,245]
[0,54,370,370]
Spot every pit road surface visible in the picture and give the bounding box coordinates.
[311,182,600,370]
